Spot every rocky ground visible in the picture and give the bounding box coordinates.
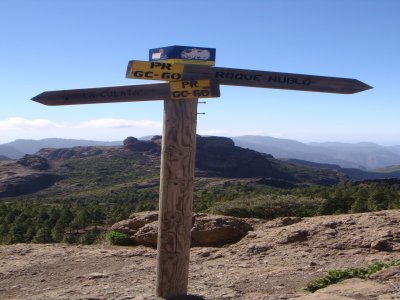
[1,210,400,300]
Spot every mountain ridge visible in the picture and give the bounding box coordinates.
[233,135,400,170]
[0,138,122,159]
[0,136,345,199]
[2,135,400,173]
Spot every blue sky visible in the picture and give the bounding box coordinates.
[0,0,399,145]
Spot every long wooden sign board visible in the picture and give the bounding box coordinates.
[126,60,372,94]
[31,81,220,106]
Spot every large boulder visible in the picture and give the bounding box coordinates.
[110,212,253,248]
[133,222,158,247]
[111,211,158,236]
[191,214,254,247]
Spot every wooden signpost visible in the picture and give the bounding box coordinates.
[32,45,372,299]
[126,60,372,94]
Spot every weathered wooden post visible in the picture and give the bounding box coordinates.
[145,46,216,297]
[156,98,198,297]
[32,45,371,299]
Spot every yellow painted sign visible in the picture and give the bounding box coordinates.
[169,80,216,99]
[127,60,184,81]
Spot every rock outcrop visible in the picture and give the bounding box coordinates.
[195,136,297,182]
[123,137,160,154]
[111,211,253,248]
[0,159,63,198]
[0,172,63,197]
[17,155,50,170]
[37,146,113,160]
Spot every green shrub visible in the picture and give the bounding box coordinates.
[80,228,102,245]
[63,234,79,244]
[106,231,132,246]
[306,260,400,292]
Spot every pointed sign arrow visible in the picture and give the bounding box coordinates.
[31,81,220,106]
[126,60,372,94]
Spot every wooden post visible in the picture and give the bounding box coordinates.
[156,98,198,298]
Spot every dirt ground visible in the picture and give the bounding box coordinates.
[1,210,400,300]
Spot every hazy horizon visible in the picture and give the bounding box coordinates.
[1,134,400,147]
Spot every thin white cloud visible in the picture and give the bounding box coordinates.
[0,117,58,130]
[76,118,162,129]
[0,117,162,131]
[0,117,163,143]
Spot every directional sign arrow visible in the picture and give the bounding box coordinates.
[32,81,220,106]
[126,60,372,94]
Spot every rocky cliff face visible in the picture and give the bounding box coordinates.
[0,157,63,197]
[37,146,116,160]
[120,135,328,183]
[195,135,288,178]
[0,136,345,198]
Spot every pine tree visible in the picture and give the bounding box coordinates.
[33,226,52,244]
[351,188,369,213]
[367,190,387,211]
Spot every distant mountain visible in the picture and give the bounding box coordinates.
[307,141,400,169]
[369,165,400,173]
[233,135,400,170]
[0,145,25,160]
[286,159,400,181]
[387,145,400,156]
[0,138,122,159]
[3,135,400,172]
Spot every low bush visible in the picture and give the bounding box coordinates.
[106,231,132,246]
[306,260,400,292]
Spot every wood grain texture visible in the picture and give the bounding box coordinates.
[156,98,198,298]
[125,60,372,94]
[32,82,219,106]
